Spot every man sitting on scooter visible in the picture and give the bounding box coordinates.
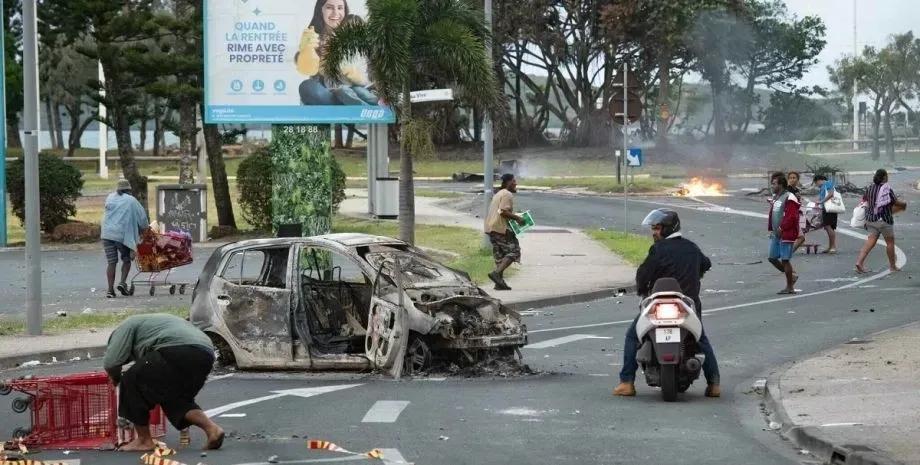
[613,208,722,398]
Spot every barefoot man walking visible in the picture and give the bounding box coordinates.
[485,173,523,290]
[104,313,225,451]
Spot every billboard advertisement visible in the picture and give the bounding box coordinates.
[203,0,397,125]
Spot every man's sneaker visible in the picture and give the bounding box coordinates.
[613,382,636,396]
[705,383,721,398]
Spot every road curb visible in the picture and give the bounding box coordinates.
[0,287,631,373]
[763,366,905,465]
[0,347,107,373]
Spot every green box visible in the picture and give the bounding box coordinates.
[509,210,535,235]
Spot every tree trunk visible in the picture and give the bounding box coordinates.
[44,98,57,149]
[67,106,93,157]
[871,110,881,161]
[334,124,344,148]
[53,102,65,150]
[655,52,670,152]
[6,119,22,148]
[178,102,196,183]
[153,104,164,157]
[139,117,148,151]
[884,109,895,162]
[203,122,237,229]
[106,68,149,213]
[710,78,731,166]
[398,89,415,245]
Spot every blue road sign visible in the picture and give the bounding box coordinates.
[626,148,642,167]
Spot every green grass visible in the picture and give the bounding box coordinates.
[585,229,653,266]
[332,216,506,284]
[520,177,681,193]
[0,307,188,336]
[414,189,464,198]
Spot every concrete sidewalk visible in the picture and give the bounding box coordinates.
[339,189,636,306]
[0,188,637,371]
[765,322,920,465]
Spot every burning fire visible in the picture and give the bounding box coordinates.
[673,177,726,197]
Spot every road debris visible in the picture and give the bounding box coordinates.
[308,440,414,463]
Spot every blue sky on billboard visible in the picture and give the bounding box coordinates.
[203,0,396,125]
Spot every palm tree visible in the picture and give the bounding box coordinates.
[322,0,503,245]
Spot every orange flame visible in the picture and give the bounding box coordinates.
[673,177,726,197]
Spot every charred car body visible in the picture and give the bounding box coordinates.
[189,233,528,377]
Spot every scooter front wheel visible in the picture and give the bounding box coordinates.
[660,365,679,402]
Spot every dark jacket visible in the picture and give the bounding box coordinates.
[635,233,711,311]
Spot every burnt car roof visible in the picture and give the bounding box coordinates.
[216,232,408,251]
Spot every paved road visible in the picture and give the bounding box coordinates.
[1,281,916,465]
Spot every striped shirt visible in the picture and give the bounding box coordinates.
[864,183,896,224]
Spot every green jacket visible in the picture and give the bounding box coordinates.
[103,313,213,380]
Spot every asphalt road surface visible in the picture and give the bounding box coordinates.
[2,177,919,464]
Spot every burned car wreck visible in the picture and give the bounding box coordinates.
[188,233,528,377]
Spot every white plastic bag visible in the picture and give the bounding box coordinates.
[850,201,867,228]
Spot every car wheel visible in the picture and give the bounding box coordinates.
[209,333,236,368]
[403,335,432,376]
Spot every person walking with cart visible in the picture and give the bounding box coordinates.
[101,179,149,298]
[104,313,225,452]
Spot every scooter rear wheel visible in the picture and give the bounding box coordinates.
[660,365,679,402]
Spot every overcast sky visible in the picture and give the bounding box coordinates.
[787,0,917,89]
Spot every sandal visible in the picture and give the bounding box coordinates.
[777,288,796,295]
[106,291,116,298]
[821,248,837,254]
[855,265,869,274]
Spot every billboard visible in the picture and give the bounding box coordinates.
[203,0,397,125]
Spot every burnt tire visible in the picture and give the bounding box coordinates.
[0,382,11,396]
[209,333,236,368]
[660,365,679,402]
[403,336,432,376]
[12,397,30,413]
[12,427,30,439]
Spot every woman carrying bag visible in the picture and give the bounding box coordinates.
[814,174,845,254]
[856,169,905,273]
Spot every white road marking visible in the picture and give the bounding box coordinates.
[414,377,446,381]
[821,422,864,427]
[530,199,908,335]
[525,334,611,349]
[204,384,363,417]
[220,413,247,418]
[379,448,410,465]
[361,400,411,423]
[230,448,411,465]
[208,373,235,382]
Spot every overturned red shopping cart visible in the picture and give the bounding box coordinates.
[0,371,167,450]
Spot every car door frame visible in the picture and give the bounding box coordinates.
[365,256,411,379]
[207,243,300,368]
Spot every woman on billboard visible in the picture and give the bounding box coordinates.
[294,0,379,106]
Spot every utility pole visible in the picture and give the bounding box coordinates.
[851,0,859,151]
[481,0,494,249]
[0,0,8,247]
[23,0,43,335]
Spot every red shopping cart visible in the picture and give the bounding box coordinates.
[128,227,194,297]
[0,371,167,450]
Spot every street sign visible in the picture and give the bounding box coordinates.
[609,68,643,125]
[626,148,642,167]
[410,88,454,103]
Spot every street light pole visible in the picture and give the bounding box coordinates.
[0,0,8,247]
[851,0,859,151]
[481,0,493,249]
[22,0,42,335]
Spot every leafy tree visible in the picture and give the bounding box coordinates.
[759,87,833,138]
[38,36,97,156]
[39,0,165,211]
[3,0,23,148]
[727,0,826,136]
[321,0,502,244]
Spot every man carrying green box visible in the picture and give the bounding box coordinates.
[485,173,523,291]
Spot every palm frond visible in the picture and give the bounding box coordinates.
[365,0,419,104]
[321,22,370,83]
[421,0,491,44]
[416,19,501,113]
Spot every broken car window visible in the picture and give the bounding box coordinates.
[299,247,369,284]
[365,251,467,288]
[220,247,290,288]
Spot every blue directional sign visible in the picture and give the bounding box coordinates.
[626,148,642,167]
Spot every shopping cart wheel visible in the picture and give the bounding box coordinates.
[169,285,177,295]
[149,286,156,296]
[128,284,135,296]
[11,397,30,413]
[12,427,31,439]
[0,381,11,395]
[179,284,187,295]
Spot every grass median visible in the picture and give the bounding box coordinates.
[585,229,653,266]
[519,177,680,194]
[0,307,189,336]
